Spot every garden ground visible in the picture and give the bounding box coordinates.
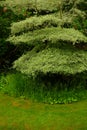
[0,93,87,130]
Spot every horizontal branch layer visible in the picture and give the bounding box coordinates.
[13,48,87,76]
[8,27,87,45]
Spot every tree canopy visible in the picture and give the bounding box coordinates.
[7,0,87,77]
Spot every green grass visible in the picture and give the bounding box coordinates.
[0,71,87,104]
[0,93,87,130]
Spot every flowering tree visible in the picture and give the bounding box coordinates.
[7,0,87,77]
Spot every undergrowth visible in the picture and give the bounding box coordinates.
[0,71,87,104]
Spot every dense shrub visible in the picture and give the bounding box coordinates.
[0,71,87,104]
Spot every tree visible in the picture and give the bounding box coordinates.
[7,0,87,80]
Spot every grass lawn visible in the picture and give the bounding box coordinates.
[0,93,87,130]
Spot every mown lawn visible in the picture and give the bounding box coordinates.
[0,93,87,130]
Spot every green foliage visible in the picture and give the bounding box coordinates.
[4,0,60,15]
[7,0,87,82]
[10,14,62,35]
[0,72,27,96]
[8,27,87,46]
[4,0,87,15]
[0,72,87,104]
[13,48,87,76]
[0,2,30,71]
[3,0,87,104]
